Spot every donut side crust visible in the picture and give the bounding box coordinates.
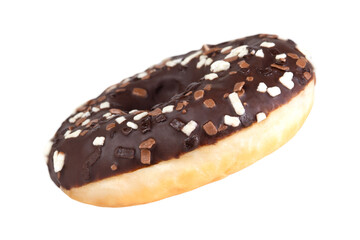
[62,79,315,207]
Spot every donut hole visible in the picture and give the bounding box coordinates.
[109,79,185,112]
[152,80,181,105]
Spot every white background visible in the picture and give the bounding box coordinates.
[1,0,359,239]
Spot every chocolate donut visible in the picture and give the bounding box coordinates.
[46,34,315,207]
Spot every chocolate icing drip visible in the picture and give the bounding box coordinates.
[47,34,315,189]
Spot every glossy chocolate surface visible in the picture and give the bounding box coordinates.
[47,34,315,189]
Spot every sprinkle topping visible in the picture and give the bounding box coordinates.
[194,90,204,100]
[99,102,110,109]
[162,105,174,113]
[53,151,65,173]
[221,46,232,53]
[137,72,148,79]
[203,121,217,136]
[224,115,240,127]
[181,120,198,136]
[255,49,264,58]
[139,138,156,149]
[228,92,245,115]
[132,88,148,98]
[256,112,267,122]
[225,45,248,59]
[203,99,216,108]
[267,86,281,97]
[127,122,138,129]
[93,136,105,146]
[260,42,275,48]
[257,82,268,93]
[64,129,81,139]
[276,53,287,60]
[204,73,218,80]
[279,72,294,89]
[210,60,230,72]
[166,58,182,67]
[238,60,249,68]
[140,149,151,164]
[181,50,202,66]
[92,107,100,112]
[115,116,126,124]
[134,112,148,121]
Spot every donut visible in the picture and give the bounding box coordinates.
[46,34,315,207]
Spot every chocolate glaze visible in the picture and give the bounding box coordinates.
[47,34,315,189]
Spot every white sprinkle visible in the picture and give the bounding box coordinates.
[228,92,245,115]
[205,58,213,66]
[53,151,65,173]
[237,46,249,58]
[64,130,71,138]
[225,45,248,59]
[256,112,267,123]
[126,121,138,129]
[103,112,111,118]
[260,41,275,48]
[64,129,82,139]
[224,115,240,127]
[257,82,268,93]
[250,49,256,55]
[134,112,148,121]
[267,86,281,97]
[255,49,264,58]
[221,46,232,53]
[181,50,202,66]
[92,107,100,113]
[210,60,230,72]
[204,73,218,80]
[69,112,84,123]
[196,55,207,69]
[129,109,138,114]
[121,77,130,84]
[81,119,90,126]
[100,102,110,109]
[93,136,105,146]
[162,105,174,113]
[115,116,126,124]
[181,120,198,136]
[137,72,148,79]
[103,113,115,119]
[279,72,294,89]
[166,58,182,67]
[83,112,90,118]
[275,53,287,60]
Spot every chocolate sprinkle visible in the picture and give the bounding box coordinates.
[170,118,185,131]
[296,57,307,68]
[139,138,156,149]
[106,123,116,131]
[194,90,204,100]
[140,149,151,164]
[132,88,148,98]
[155,114,167,123]
[203,121,218,136]
[234,82,245,92]
[238,60,250,68]
[203,99,216,108]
